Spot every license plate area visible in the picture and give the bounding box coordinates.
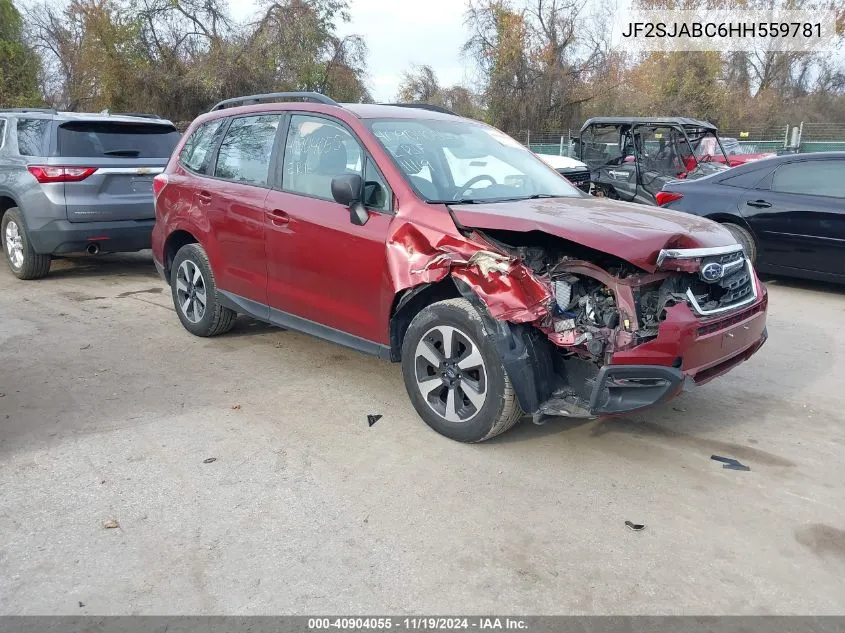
[130,177,154,194]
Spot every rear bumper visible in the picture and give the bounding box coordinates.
[27,219,154,255]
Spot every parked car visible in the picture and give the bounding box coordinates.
[657,152,845,284]
[536,154,591,192]
[574,117,730,205]
[0,108,180,279]
[153,93,768,442]
[696,136,775,167]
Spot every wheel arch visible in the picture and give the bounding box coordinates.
[704,212,754,233]
[388,277,462,362]
[0,194,21,221]
[389,277,556,415]
[163,229,199,282]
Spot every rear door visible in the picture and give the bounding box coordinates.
[57,119,181,223]
[740,159,845,275]
[204,113,284,307]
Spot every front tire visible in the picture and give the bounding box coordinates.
[170,243,236,337]
[1,209,51,280]
[723,222,757,263]
[401,298,523,442]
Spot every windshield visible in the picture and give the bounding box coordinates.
[367,119,581,203]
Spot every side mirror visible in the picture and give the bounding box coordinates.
[331,174,370,226]
[331,173,363,206]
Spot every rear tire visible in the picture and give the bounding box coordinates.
[1,209,51,280]
[723,222,757,263]
[401,298,523,442]
[171,243,236,337]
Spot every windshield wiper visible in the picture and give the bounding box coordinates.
[103,149,141,156]
[430,198,488,204]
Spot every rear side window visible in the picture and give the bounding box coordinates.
[718,166,771,189]
[0,119,6,149]
[17,118,49,156]
[772,161,845,198]
[214,115,281,187]
[57,122,181,158]
[179,119,225,173]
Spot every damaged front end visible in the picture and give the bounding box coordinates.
[390,219,767,422]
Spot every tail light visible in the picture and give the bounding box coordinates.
[152,173,168,201]
[655,191,684,206]
[27,166,96,183]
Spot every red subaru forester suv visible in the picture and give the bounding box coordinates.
[152,93,768,442]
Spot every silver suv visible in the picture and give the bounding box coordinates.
[0,108,180,279]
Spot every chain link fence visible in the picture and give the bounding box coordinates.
[524,123,845,157]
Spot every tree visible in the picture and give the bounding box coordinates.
[22,0,370,120]
[463,0,615,133]
[0,0,42,107]
[395,64,481,118]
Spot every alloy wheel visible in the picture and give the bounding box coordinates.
[5,221,24,270]
[176,259,207,324]
[414,325,488,423]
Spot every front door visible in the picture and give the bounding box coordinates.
[263,113,395,346]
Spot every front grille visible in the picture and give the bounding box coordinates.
[685,257,757,315]
[558,168,591,191]
[657,245,758,317]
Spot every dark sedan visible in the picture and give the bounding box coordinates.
[657,152,845,284]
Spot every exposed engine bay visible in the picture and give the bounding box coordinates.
[474,228,755,364]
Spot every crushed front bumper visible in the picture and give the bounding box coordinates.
[588,364,685,415]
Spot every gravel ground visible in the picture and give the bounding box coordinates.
[0,252,843,615]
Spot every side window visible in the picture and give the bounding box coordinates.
[719,166,771,189]
[214,115,281,186]
[179,119,224,173]
[17,119,49,156]
[0,119,6,149]
[282,114,363,201]
[772,161,845,198]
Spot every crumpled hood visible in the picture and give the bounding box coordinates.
[450,196,737,272]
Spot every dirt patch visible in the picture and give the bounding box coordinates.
[794,524,845,560]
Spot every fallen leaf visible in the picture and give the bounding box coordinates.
[103,519,119,529]
[231,404,241,411]
[203,457,217,464]
[80,344,91,350]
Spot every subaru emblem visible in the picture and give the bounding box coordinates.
[700,262,724,282]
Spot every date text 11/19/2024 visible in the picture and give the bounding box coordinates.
[308,617,529,630]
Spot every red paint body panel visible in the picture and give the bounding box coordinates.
[450,196,736,272]
[264,189,394,342]
[707,153,775,167]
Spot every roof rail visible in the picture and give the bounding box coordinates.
[112,112,162,119]
[0,107,57,114]
[383,103,459,116]
[210,92,339,112]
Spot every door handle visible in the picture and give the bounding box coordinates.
[746,199,771,209]
[267,209,290,226]
[196,190,212,205]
